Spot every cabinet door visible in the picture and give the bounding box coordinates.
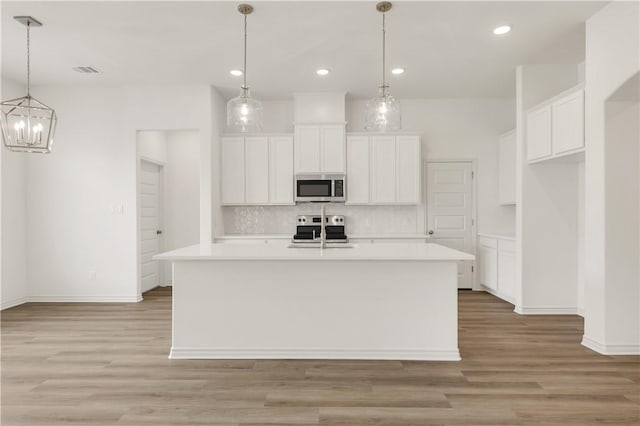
[244,137,269,204]
[370,136,396,203]
[552,89,584,155]
[320,125,345,173]
[396,136,420,204]
[269,136,294,205]
[479,238,498,291]
[294,126,321,173]
[497,240,516,302]
[526,105,552,161]
[498,130,516,205]
[221,137,245,205]
[346,136,370,204]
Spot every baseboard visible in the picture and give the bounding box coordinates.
[481,287,516,306]
[28,294,143,303]
[514,305,578,315]
[582,335,640,355]
[169,347,462,361]
[1,296,29,310]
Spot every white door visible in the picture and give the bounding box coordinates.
[426,162,475,289]
[139,160,163,293]
[320,125,345,173]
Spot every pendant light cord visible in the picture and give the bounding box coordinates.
[382,12,386,90]
[26,21,31,97]
[243,14,248,90]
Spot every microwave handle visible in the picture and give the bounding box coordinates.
[331,179,335,197]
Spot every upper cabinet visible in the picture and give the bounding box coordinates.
[526,85,585,163]
[346,134,421,205]
[294,124,345,173]
[498,130,516,205]
[221,135,294,206]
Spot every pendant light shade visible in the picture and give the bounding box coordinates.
[365,2,401,132]
[1,16,57,153]
[227,4,263,133]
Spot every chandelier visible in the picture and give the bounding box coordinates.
[1,16,57,153]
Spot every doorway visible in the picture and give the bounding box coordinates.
[425,161,476,289]
[139,160,164,293]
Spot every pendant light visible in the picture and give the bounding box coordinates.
[227,4,263,133]
[364,2,401,132]
[1,16,57,153]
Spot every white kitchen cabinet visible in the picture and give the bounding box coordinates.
[552,89,584,155]
[268,136,294,205]
[478,237,498,291]
[244,137,269,204]
[221,137,245,205]
[526,105,552,161]
[396,136,420,203]
[478,234,517,304]
[346,136,370,205]
[526,85,585,164]
[371,136,397,203]
[498,130,516,205]
[221,135,294,206]
[294,124,345,173]
[347,134,421,205]
[497,239,516,303]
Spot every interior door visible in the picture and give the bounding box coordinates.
[139,160,163,293]
[426,161,475,289]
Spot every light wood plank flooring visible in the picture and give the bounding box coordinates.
[2,288,638,425]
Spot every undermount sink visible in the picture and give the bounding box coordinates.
[288,243,359,249]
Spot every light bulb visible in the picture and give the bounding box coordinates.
[240,103,249,116]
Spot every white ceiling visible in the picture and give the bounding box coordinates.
[1,1,606,100]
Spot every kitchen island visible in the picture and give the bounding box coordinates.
[155,242,473,361]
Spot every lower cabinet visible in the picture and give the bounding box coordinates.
[478,235,516,304]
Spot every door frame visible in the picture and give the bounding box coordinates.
[422,159,478,290]
[137,157,166,298]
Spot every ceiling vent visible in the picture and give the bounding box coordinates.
[72,66,100,74]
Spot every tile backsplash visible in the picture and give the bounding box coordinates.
[222,205,421,236]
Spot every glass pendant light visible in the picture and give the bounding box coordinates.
[365,2,401,132]
[1,16,57,153]
[227,4,263,133]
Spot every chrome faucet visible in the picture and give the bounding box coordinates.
[320,204,327,249]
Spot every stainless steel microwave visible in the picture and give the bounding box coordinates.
[295,174,346,202]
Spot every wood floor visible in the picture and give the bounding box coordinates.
[1,288,638,425]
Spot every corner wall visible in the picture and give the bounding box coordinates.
[583,1,640,355]
[0,78,29,309]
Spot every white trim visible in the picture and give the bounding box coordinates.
[482,287,516,306]
[169,347,461,361]
[1,296,29,310]
[581,336,640,356]
[514,305,578,315]
[28,295,142,303]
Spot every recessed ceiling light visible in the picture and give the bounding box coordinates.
[230,69,243,76]
[316,68,330,76]
[391,68,405,75]
[493,25,511,35]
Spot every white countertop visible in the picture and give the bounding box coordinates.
[477,232,516,241]
[215,234,430,240]
[155,242,474,262]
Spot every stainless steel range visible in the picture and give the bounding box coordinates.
[292,214,348,243]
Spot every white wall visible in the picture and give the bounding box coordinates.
[583,1,640,354]
[138,131,167,163]
[0,78,29,309]
[23,84,214,302]
[221,98,516,236]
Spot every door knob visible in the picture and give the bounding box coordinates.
[428,230,434,235]
[156,230,163,235]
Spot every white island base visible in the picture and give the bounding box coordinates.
[156,243,473,361]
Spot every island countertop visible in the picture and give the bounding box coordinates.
[154,242,474,262]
